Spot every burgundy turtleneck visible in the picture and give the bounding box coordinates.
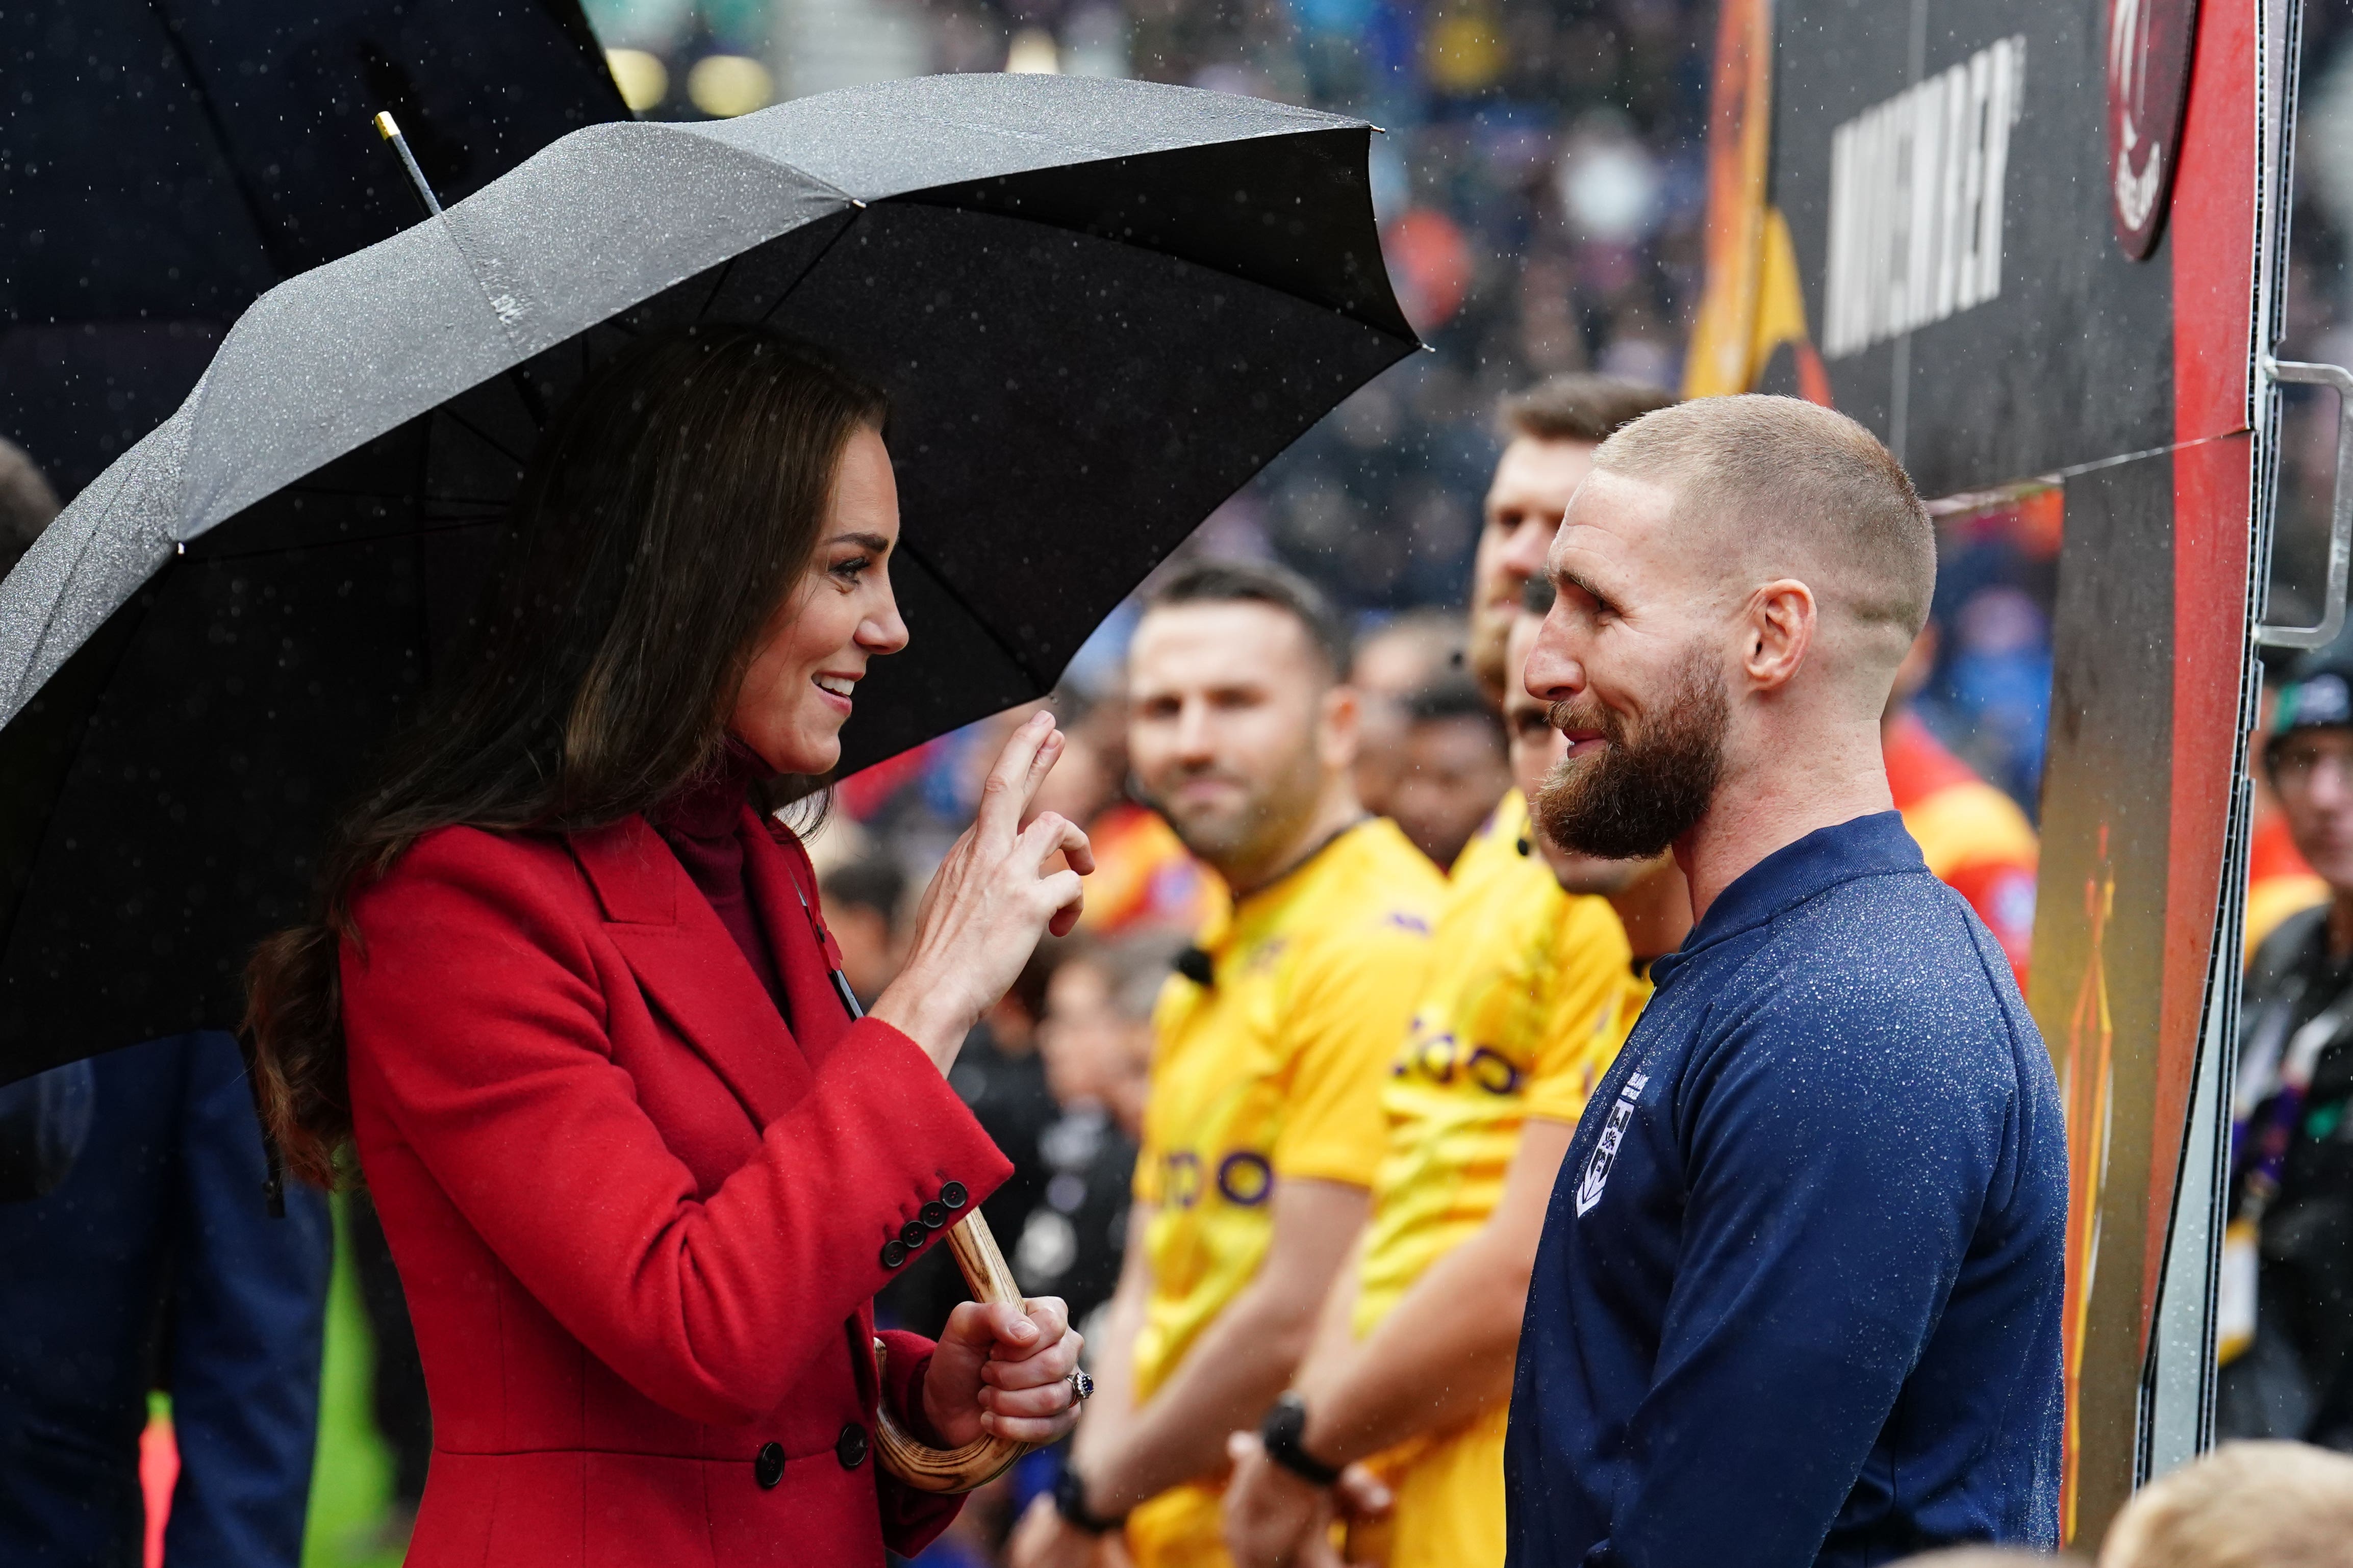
[650,738,788,1010]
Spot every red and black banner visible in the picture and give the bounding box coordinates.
[1688,0,2279,1544]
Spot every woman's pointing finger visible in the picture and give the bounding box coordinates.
[974,711,1057,843]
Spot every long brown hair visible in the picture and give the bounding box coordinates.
[246,325,887,1187]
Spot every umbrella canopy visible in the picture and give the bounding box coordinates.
[1,0,624,499]
[0,73,1418,1081]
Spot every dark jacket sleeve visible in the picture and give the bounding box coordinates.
[1598,965,2018,1567]
[163,1033,334,1568]
[0,1059,95,1202]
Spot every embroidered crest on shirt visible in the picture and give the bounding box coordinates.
[1575,1072,1649,1216]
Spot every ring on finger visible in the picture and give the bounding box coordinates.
[1067,1369,1095,1404]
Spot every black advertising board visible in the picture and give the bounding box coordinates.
[1768,4,2178,497]
[1686,0,2289,1545]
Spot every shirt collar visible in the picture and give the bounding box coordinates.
[1650,811,1926,989]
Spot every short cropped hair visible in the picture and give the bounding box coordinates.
[1594,394,1935,641]
[1145,557,1352,680]
[2103,1441,2353,1568]
[1502,374,1678,446]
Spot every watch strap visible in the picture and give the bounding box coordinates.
[1259,1393,1343,1487]
[1053,1467,1123,1534]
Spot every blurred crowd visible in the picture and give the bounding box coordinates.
[588,0,1709,606]
[581,0,2064,814]
[23,0,2353,1564]
[276,5,2338,1565]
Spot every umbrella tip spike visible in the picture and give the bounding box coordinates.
[372,110,445,219]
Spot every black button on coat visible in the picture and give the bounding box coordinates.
[837,1423,869,1469]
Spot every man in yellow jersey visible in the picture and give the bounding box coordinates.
[1466,376,1679,709]
[1458,372,1687,1105]
[1222,601,1647,1568]
[1012,560,1447,1568]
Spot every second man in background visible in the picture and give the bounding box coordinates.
[1219,375,1675,1568]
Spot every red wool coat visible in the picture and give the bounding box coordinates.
[341,805,1010,1567]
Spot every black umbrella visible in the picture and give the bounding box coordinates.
[1,0,624,499]
[0,73,1419,1083]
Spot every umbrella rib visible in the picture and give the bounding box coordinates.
[687,254,739,322]
[897,536,1042,689]
[756,209,865,326]
[436,405,532,467]
[140,0,306,280]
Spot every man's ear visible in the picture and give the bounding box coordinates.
[1319,682,1361,772]
[1742,579,1816,694]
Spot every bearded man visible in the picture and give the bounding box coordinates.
[1506,396,2068,1565]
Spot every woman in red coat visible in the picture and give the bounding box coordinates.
[246,328,1092,1566]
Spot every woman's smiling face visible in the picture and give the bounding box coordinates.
[730,423,909,775]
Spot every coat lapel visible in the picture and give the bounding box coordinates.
[739,808,859,1068]
[567,816,814,1128]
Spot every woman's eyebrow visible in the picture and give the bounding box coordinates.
[827,530,893,552]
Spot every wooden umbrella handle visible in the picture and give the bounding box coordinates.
[873,1206,1039,1493]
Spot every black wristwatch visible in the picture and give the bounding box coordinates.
[1259,1393,1343,1486]
[1053,1466,1124,1534]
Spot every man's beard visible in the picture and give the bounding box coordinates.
[1146,751,1326,882]
[1533,646,1729,861]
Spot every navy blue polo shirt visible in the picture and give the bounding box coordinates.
[1504,812,2065,1567]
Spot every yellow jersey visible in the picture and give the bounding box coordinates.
[1347,791,1639,1568]
[1443,782,1534,906]
[1124,817,1444,1568]
[1133,815,1446,1395]
[1355,791,1633,1332]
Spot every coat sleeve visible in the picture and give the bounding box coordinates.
[1596,964,2016,1568]
[341,830,1011,1428]
[871,1328,960,1554]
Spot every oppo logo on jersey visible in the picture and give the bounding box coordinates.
[1160,1149,1275,1209]
[1391,1026,1526,1097]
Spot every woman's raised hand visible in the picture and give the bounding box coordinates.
[871,711,1093,1068]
